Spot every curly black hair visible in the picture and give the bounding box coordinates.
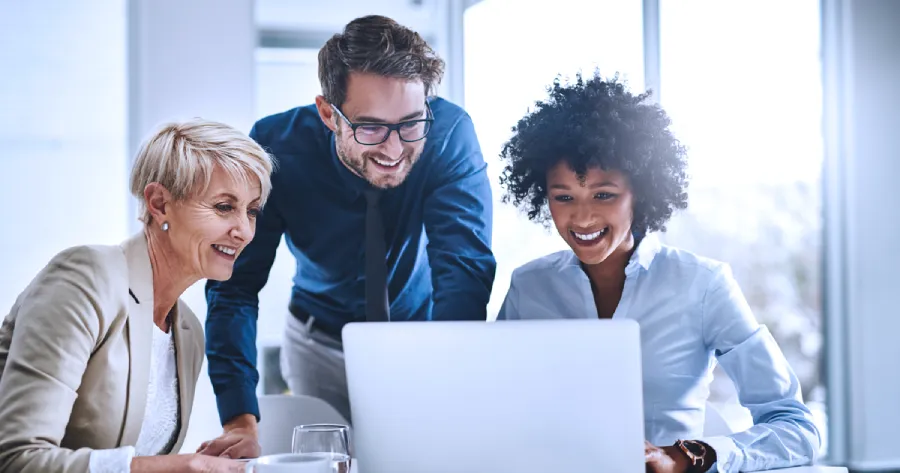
[499,72,689,235]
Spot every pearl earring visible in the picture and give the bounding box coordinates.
[161,222,169,232]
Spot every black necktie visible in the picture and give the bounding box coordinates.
[364,189,390,322]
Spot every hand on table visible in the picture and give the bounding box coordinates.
[197,414,261,460]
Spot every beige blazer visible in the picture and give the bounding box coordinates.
[0,232,204,473]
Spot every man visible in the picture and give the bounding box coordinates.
[198,15,496,458]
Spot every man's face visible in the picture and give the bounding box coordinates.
[329,73,429,189]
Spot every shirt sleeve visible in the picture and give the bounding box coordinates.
[204,123,286,425]
[88,447,134,473]
[698,264,822,473]
[423,112,497,321]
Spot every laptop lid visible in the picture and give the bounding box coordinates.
[342,319,645,473]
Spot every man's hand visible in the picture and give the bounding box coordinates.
[197,414,261,459]
[645,441,691,473]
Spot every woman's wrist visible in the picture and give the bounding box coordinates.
[700,442,718,471]
[695,440,718,473]
[130,454,200,473]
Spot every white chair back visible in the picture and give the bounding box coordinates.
[258,394,350,456]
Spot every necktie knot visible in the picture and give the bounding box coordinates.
[364,188,381,200]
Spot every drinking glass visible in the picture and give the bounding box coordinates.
[291,424,351,473]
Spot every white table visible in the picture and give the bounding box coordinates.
[348,462,846,472]
[762,468,848,473]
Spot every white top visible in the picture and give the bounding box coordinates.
[88,327,180,473]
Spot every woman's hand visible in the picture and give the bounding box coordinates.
[197,414,261,459]
[131,454,245,473]
[644,441,691,473]
[187,454,246,473]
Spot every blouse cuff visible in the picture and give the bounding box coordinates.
[88,445,135,473]
[699,435,742,473]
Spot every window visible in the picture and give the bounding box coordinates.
[658,0,826,448]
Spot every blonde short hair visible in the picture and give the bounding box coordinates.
[130,118,274,224]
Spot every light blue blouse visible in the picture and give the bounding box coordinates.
[497,234,821,472]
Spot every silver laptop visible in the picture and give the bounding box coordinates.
[342,319,645,473]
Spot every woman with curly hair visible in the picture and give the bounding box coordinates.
[497,73,821,473]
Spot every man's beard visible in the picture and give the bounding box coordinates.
[336,137,423,189]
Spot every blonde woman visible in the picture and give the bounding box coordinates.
[0,119,274,473]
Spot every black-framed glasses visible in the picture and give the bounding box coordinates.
[331,103,434,146]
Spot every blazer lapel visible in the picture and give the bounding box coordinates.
[170,301,195,449]
[118,232,154,447]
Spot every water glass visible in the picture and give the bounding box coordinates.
[291,424,351,473]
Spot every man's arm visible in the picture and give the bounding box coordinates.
[423,113,496,321]
[205,125,286,426]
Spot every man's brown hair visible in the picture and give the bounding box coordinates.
[318,15,445,107]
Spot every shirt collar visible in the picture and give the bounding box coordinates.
[625,232,661,275]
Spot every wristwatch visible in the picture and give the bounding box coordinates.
[674,439,708,473]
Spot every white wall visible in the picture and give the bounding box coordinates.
[128,0,257,184]
[0,0,128,313]
[823,0,900,470]
[256,0,465,104]
[256,0,438,38]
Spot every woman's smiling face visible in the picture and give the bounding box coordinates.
[546,161,634,265]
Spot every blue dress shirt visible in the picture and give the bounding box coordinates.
[205,97,496,424]
[497,234,821,473]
